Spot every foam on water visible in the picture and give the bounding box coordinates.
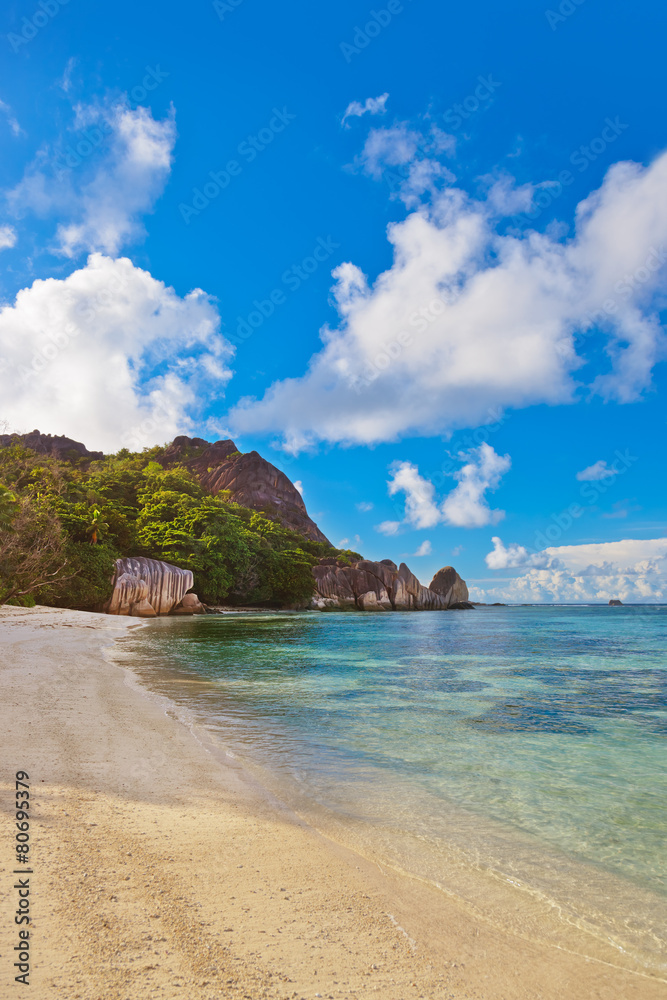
[112,605,667,976]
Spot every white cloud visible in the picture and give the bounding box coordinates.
[294,480,304,496]
[0,99,22,137]
[0,225,16,250]
[342,93,389,126]
[382,444,510,533]
[387,460,441,528]
[376,520,402,536]
[229,150,667,452]
[8,101,176,256]
[576,459,620,481]
[440,443,511,527]
[0,253,232,452]
[485,536,554,570]
[358,124,422,179]
[414,540,432,556]
[59,57,77,95]
[473,537,667,603]
[356,501,374,511]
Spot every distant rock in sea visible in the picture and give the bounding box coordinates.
[312,558,469,611]
[608,599,623,606]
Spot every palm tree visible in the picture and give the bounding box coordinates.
[85,508,109,545]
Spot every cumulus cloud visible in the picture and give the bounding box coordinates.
[0,253,232,452]
[414,540,432,556]
[474,537,667,603]
[342,93,389,126]
[387,460,440,528]
[440,443,511,527]
[7,101,176,256]
[229,150,667,452]
[0,225,16,250]
[294,480,304,496]
[381,444,511,533]
[576,459,620,481]
[485,536,554,570]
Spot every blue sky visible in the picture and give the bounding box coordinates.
[1,0,666,602]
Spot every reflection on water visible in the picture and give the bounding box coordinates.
[113,605,667,974]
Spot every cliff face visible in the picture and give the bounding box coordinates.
[312,558,469,611]
[106,557,205,617]
[162,436,331,545]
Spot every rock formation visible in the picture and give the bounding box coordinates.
[311,558,469,611]
[0,430,103,461]
[429,566,469,606]
[106,557,205,617]
[160,436,331,545]
[608,599,623,606]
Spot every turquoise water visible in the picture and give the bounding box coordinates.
[114,606,667,973]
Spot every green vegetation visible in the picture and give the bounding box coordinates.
[0,443,343,610]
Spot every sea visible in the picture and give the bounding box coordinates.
[110,605,667,978]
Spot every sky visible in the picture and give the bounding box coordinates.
[1,0,666,603]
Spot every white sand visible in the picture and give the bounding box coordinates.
[0,605,663,999]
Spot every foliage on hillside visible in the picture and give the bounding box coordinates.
[0,443,357,609]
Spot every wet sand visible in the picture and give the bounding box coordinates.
[0,605,663,999]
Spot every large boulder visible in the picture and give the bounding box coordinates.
[311,558,468,611]
[429,566,469,605]
[106,557,195,617]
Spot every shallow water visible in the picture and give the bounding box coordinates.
[113,606,667,974]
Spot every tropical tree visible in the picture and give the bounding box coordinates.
[0,483,18,530]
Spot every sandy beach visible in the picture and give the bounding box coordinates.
[0,606,664,1000]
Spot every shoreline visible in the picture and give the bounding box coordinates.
[1,606,664,999]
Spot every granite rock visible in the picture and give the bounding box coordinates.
[311,558,469,612]
[106,557,195,617]
[161,436,330,545]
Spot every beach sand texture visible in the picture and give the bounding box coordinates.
[0,605,663,999]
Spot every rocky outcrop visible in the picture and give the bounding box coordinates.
[161,436,330,545]
[106,557,204,617]
[429,566,469,606]
[0,430,103,461]
[608,599,623,606]
[311,558,469,612]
